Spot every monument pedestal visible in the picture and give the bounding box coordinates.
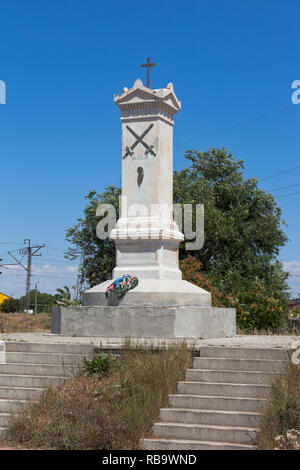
[52,305,236,339]
[52,278,236,339]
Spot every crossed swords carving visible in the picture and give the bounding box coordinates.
[123,124,156,159]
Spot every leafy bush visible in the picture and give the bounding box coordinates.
[82,353,121,377]
[1,298,21,313]
[232,283,289,331]
[180,256,230,307]
[290,308,300,319]
[180,255,289,331]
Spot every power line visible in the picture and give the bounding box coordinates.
[179,103,295,147]
[259,165,300,182]
[276,191,300,198]
[0,271,77,279]
[0,242,24,245]
[267,182,300,192]
[31,274,78,279]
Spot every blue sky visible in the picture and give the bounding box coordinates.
[0,0,299,298]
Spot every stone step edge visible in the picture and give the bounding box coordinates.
[4,341,95,348]
[161,407,262,416]
[0,362,77,368]
[0,386,44,391]
[195,358,286,363]
[187,368,280,374]
[0,374,68,379]
[0,399,28,403]
[142,438,256,449]
[154,422,259,432]
[200,346,290,352]
[179,381,271,388]
[169,394,267,401]
[4,351,92,356]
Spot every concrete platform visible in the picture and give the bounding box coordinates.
[0,333,298,349]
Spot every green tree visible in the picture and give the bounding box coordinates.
[174,147,289,328]
[66,186,120,287]
[19,290,58,313]
[174,148,288,289]
[55,286,81,306]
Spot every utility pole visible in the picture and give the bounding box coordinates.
[65,250,83,302]
[8,239,45,312]
[75,253,84,302]
[34,281,40,314]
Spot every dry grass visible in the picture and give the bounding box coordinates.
[0,313,51,333]
[4,342,192,450]
[236,326,294,336]
[257,361,300,449]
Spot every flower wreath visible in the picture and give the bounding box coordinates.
[105,274,138,297]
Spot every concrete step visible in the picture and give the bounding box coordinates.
[4,342,96,355]
[199,347,289,361]
[142,345,287,450]
[178,381,270,398]
[0,341,94,441]
[193,357,285,372]
[5,352,91,365]
[169,394,266,412]
[152,422,258,445]
[0,374,67,388]
[0,399,27,413]
[0,413,10,427]
[160,408,261,428]
[185,368,279,385]
[0,386,44,400]
[142,438,256,450]
[0,363,76,377]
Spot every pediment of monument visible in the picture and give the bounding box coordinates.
[114,78,181,114]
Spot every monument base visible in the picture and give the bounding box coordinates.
[82,279,212,307]
[51,305,236,339]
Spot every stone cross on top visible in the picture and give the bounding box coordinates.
[141,57,156,88]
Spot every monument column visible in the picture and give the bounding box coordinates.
[111,78,184,280]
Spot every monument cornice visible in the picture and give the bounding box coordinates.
[114,78,181,117]
[119,101,175,125]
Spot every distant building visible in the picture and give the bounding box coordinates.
[0,292,11,311]
[289,298,300,310]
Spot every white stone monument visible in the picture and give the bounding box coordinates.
[52,77,236,339]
